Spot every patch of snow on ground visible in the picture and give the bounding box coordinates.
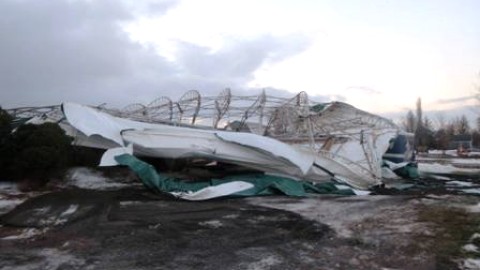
[447,181,475,187]
[427,149,462,156]
[462,259,480,270]
[445,150,458,157]
[119,201,143,206]
[0,182,38,215]
[463,244,478,252]
[247,196,397,237]
[0,182,20,194]
[431,175,452,180]
[246,254,282,270]
[67,167,129,190]
[60,204,78,217]
[33,206,52,215]
[449,158,480,165]
[2,248,86,270]
[1,228,47,240]
[462,189,480,195]
[33,204,81,227]
[471,233,480,240]
[468,152,480,157]
[199,220,223,228]
[335,185,371,196]
[52,204,80,226]
[418,163,480,175]
[464,203,480,213]
[0,199,24,215]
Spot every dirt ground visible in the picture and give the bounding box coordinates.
[1,181,480,270]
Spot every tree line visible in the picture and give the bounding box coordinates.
[401,98,479,152]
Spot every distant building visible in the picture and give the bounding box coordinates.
[449,134,473,150]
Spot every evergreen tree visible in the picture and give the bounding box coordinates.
[414,98,425,150]
[415,97,423,132]
[0,107,13,176]
[0,107,12,144]
[8,123,73,180]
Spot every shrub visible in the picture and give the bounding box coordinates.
[0,107,12,144]
[0,122,73,183]
[0,107,13,178]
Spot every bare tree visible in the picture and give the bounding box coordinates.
[455,115,470,135]
[435,112,447,130]
[402,110,415,132]
[423,116,433,131]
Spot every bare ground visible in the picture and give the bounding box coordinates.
[1,183,480,270]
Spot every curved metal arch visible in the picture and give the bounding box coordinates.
[176,90,201,125]
[213,88,231,128]
[122,103,146,119]
[237,90,266,131]
[148,96,173,122]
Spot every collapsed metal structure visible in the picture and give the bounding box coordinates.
[7,89,403,190]
[8,89,396,140]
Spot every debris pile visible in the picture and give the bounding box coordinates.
[7,90,416,199]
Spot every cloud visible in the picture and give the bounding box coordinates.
[434,95,477,105]
[0,0,311,109]
[174,34,311,89]
[0,0,173,107]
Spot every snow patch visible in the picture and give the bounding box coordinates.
[67,167,129,190]
[449,158,480,165]
[446,181,474,187]
[223,214,240,219]
[462,258,480,270]
[1,228,47,240]
[33,206,52,215]
[462,189,480,195]
[465,203,480,213]
[335,184,371,195]
[418,163,480,176]
[17,248,85,270]
[0,181,20,195]
[119,201,143,206]
[246,255,282,270]
[0,199,24,215]
[431,175,452,181]
[445,150,458,156]
[60,204,78,217]
[199,220,223,228]
[247,196,394,237]
[463,244,478,252]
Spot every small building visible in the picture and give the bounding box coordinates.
[449,134,473,151]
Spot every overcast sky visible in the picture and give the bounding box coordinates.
[0,0,479,123]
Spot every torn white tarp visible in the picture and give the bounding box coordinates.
[170,181,254,201]
[99,144,134,166]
